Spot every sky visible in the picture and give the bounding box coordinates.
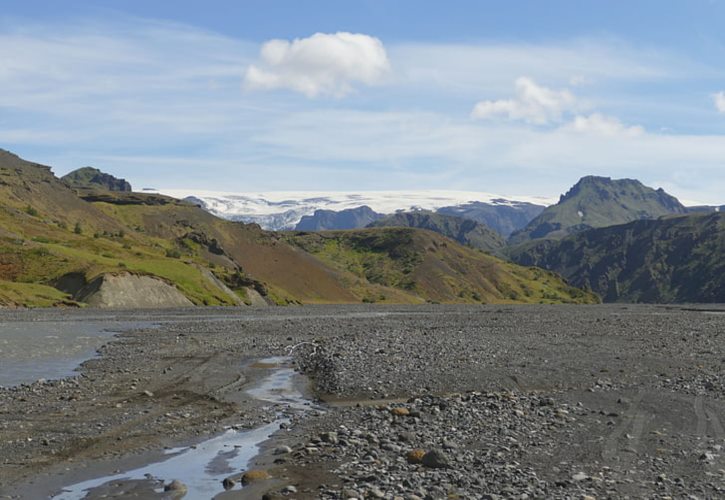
[2,0,725,203]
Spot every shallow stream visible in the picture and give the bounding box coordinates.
[0,320,150,387]
[54,357,315,499]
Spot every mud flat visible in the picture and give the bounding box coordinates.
[0,305,724,499]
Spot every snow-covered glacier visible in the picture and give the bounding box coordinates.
[153,189,556,230]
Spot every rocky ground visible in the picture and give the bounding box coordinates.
[0,305,724,499]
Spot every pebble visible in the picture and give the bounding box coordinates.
[421,449,450,469]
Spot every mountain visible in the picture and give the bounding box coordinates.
[62,166,132,192]
[368,210,506,256]
[286,228,597,304]
[295,206,383,231]
[509,212,725,303]
[437,199,545,237]
[508,176,687,244]
[0,149,592,307]
[154,189,555,231]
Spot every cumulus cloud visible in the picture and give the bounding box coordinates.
[563,113,644,137]
[470,77,578,124]
[714,91,725,113]
[244,32,390,97]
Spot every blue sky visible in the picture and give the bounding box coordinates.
[2,0,725,203]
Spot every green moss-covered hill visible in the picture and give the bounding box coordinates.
[286,228,598,304]
[509,212,725,303]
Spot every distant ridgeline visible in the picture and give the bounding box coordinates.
[185,174,724,304]
[0,148,597,307]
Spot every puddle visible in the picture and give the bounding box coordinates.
[0,321,152,387]
[54,422,283,499]
[54,356,314,499]
[246,356,316,411]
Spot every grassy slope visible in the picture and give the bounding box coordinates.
[96,199,360,304]
[0,213,241,307]
[0,281,73,308]
[287,228,599,304]
[0,151,248,306]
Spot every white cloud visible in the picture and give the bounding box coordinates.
[1,18,725,203]
[569,75,592,86]
[714,91,725,113]
[563,113,644,137]
[471,77,578,124]
[243,32,390,97]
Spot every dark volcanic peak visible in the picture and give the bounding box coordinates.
[62,166,132,192]
[559,176,682,211]
[509,175,687,244]
[295,205,383,231]
[368,210,506,256]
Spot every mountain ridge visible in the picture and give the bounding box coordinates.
[368,210,506,256]
[295,206,383,231]
[509,212,725,303]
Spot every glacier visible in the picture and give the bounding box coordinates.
[153,189,557,231]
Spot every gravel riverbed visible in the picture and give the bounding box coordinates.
[0,305,723,499]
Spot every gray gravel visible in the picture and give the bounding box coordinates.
[0,304,723,499]
[284,304,725,499]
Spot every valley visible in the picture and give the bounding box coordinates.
[3,5,725,500]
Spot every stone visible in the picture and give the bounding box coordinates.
[421,449,450,469]
[164,480,187,494]
[320,431,338,444]
[407,448,426,464]
[367,487,385,498]
[274,445,292,455]
[391,407,410,416]
[572,472,588,481]
[222,477,236,490]
[242,469,272,485]
[342,488,361,498]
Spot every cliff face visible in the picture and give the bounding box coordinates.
[75,273,193,308]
